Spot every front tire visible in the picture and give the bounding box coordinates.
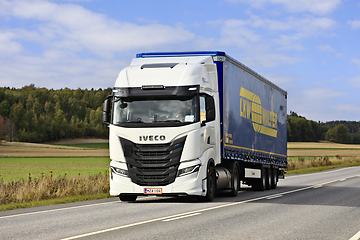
[200,163,216,202]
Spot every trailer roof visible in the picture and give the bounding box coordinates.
[136,51,287,95]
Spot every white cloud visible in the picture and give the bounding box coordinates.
[213,15,335,67]
[352,58,360,68]
[333,103,360,120]
[227,0,341,15]
[219,16,336,48]
[0,0,196,89]
[288,88,347,121]
[348,76,360,88]
[0,31,23,55]
[242,52,300,68]
[0,54,128,89]
[302,88,344,102]
[347,20,360,29]
[318,44,342,57]
[0,0,195,58]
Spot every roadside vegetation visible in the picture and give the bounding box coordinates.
[287,142,360,175]
[0,171,109,207]
[0,140,111,211]
[287,156,360,175]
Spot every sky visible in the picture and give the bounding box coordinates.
[0,0,359,122]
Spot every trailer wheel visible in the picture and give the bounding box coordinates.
[252,167,266,191]
[119,194,137,202]
[199,163,216,202]
[271,168,278,189]
[265,168,271,190]
[230,162,240,197]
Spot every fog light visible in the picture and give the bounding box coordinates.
[177,165,200,177]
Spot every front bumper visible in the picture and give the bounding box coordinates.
[109,160,205,197]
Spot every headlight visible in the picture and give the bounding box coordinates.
[177,164,200,177]
[111,166,129,177]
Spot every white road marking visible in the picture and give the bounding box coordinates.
[313,185,323,189]
[349,230,360,240]
[0,201,118,220]
[163,213,201,222]
[266,194,283,200]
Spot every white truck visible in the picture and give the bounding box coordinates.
[103,51,287,202]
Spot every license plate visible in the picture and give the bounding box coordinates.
[144,188,162,194]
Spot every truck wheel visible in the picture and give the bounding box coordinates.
[265,168,271,190]
[271,168,278,189]
[252,167,266,191]
[119,194,137,202]
[200,164,216,202]
[230,162,240,197]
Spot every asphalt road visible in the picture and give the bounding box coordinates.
[1,166,360,240]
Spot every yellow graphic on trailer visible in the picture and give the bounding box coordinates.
[239,87,278,138]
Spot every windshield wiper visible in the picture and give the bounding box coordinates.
[126,120,145,123]
[155,120,182,123]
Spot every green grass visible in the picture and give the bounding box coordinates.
[0,157,110,183]
[54,143,109,149]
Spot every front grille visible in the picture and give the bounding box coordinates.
[120,136,186,186]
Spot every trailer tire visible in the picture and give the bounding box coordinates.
[230,162,240,197]
[271,168,278,189]
[119,194,137,202]
[199,163,216,202]
[265,168,271,190]
[252,167,266,191]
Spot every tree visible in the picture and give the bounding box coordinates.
[0,100,10,117]
[326,124,351,144]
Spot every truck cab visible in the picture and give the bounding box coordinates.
[103,53,222,201]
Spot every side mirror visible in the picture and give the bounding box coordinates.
[102,95,112,125]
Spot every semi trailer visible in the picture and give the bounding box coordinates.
[103,51,287,202]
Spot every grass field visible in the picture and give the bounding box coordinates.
[0,139,111,209]
[287,141,360,174]
[0,141,109,157]
[0,157,110,183]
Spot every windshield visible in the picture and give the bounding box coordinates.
[112,95,198,126]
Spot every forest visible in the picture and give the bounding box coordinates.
[287,112,360,144]
[0,85,359,144]
[0,85,111,143]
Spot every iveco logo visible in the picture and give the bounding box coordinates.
[139,135,166,141]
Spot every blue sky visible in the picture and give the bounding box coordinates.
[0,0,359,122]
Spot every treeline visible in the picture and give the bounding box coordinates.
[0,85,111,142]
[1,85,359,144]
[288,112,360,144]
